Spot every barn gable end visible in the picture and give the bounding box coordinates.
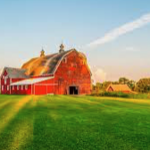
[54,50,92,95]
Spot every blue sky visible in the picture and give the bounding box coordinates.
[0,0,150,81]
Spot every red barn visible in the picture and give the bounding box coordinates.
[0,44,92,95]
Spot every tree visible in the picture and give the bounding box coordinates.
[92,82,112,94]
[119,77,136,91]
[119,77,129,84]
[128,80,136,91]
[135,78,150,93]
[102,81,112,91]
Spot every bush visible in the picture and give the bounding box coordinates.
[91,91,150,99]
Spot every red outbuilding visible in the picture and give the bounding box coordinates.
[0,44,92,95]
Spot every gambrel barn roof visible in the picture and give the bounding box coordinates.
[22,49,88,76]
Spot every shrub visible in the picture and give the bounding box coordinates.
[91,91,150,99]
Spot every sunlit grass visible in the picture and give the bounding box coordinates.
[0,95,150,150]
[0,97,34,150]
[10,121,32,150]
[0,96,32,134]
[0,101,11,109]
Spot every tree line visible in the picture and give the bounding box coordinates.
[93,77,150,94]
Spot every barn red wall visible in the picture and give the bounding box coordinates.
[33,77,56,95]
[1,71,11,94]
[54,51,92,95]
[0,70,29,95]
[11,85,31,95]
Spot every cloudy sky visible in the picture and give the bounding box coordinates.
[0,0,150,82]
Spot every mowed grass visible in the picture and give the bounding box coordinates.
[0,95,150,150]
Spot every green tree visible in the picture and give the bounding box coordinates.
[119,77,129,84]
[135,78,150,93]
[119,77,136,91]
[102,81,112,91]
[128,80,136,91]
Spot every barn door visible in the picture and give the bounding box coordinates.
[69,86,79,95]
[34,85,47,95]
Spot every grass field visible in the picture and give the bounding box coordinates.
[0,95,150,150]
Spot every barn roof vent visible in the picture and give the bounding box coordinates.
[59,44,65,53]
[40,48,45,57]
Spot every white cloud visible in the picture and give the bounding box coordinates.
[91,67,107,84]
[86,13,150,49]
[124,47,139,52]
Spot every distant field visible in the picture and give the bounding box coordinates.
[0,95,150,150]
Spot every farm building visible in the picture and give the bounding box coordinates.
[106,84,132,94]
[0,44,92,95]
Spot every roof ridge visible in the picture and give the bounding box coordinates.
[44,49,75,57]
[5,67,26,71]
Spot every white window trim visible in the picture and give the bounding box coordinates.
[4,78,7,85]
[7,86,9,91]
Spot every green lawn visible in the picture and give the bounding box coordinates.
[0,95,150,150]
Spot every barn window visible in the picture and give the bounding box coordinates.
[68,71,71,75]
[2,86,4,91]
[3,75,8,85]
[71,63,74,67]
[4,78,7,85]
[63,57,67,63]
[74,63,77,68]
[25,85,28,90]
[7,86,9,91]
